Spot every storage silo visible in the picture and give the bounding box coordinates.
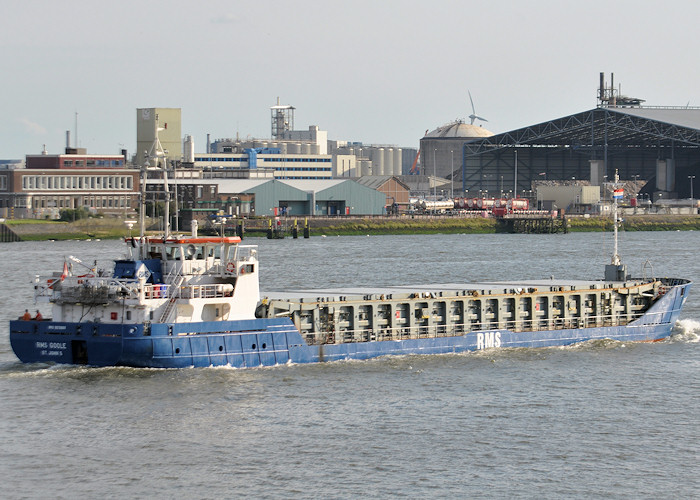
[393,148,402,175]
[360,159,372,176]
[384,148,394,176]
[183,135,195,163]
[374,148,385,176]
[290,143,301,154]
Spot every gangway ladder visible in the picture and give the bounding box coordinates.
[159,274,185,323]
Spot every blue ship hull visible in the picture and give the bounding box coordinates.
[9,281,691,368]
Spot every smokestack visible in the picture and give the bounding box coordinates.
[599,72,604,102]
[611,73,615,106]
[66,130,71,149]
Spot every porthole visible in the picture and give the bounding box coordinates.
[175,348,180,354]
[251,344,256,349]
[261,343,267,349]
[219,345,223,351]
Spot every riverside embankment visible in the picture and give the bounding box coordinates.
[2,214,700,241]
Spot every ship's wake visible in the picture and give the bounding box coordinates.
[670,319,700,343]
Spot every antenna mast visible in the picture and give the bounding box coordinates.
[611,170,621,266]
[145,114,170,240]
[604,170,627,281]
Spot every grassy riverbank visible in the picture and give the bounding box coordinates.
[5,218,139,241]
[3,214,700,241]
[567,215,700,232]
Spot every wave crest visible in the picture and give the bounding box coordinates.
[670,319,700,342]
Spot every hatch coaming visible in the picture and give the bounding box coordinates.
[261,279,670,346]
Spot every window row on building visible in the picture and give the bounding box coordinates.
[264,158,331,163]
[21,175,134,191]
[61,159,124,167]
[25,195,134,209]
[276,167,332,172]
[194,157,331,163]
[0,194,134,210]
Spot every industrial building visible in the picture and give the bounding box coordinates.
[192,150,333,180]
[0,148,137,219]
[353,176,411,213]
[448,75,700,204]
[136,108,182,167]
[146,177,387,229]
[419,119,495,180]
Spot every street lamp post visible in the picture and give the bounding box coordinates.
[688,175,696,200]
[433,149,437,201]
[450,150,454,200]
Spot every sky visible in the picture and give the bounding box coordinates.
[2,0,700,159]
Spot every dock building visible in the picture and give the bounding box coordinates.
[431,74,700,206]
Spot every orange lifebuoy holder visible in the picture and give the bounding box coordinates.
[226,262,236,273]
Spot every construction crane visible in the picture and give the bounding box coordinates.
[409,150,420,174]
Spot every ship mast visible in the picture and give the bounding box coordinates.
[605,170,627,281]
[145,115,171,241]
[611,170,621,266]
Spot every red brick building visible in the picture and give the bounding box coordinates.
[0,150,139,219]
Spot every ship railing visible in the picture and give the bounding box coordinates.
[45,276,143,302]
[308,309,667,345]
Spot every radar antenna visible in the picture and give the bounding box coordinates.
[468,91,488,125]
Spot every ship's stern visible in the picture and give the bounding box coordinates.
[9,320,136,366]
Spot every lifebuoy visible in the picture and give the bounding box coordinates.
[226,262,236,273]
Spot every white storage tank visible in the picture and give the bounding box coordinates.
[383,148,393,177]
[374,148,385,176]
[394,148,402,175]
[360,159,372,176]
[183,135,195,163]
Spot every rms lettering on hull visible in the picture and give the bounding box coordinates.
[476,331,501,350]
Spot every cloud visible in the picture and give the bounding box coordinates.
[211,13,239,24]
[20,118,47,135]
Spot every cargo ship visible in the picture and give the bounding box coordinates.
[8,226,691,368]
[7,130,692,368]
